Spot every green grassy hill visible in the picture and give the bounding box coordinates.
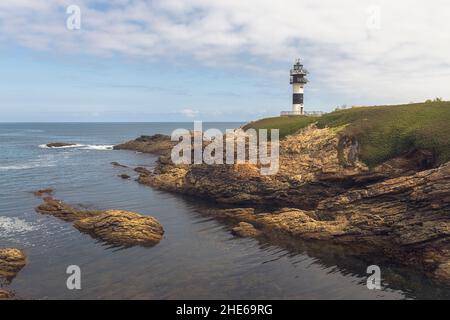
[244,101,450,168]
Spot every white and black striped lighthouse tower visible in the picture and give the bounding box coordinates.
[290,59,308,115]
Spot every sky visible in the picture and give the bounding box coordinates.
[0,0,449,122]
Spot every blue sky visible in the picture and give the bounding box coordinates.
[1,0,449,122]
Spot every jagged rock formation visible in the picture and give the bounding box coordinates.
[116,124,450,282]
[36,197,100,222]
[0,289,14,299]
[231,222,262,238]
[74,210,164,247]
[114,134,175,155]
[137,125,430,208]
[0,248,27,282]
[35,198,164,247]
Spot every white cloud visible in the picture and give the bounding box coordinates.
[0,0,449,103]
[180,108,199,118]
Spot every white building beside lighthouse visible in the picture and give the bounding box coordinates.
[281,59,309,116]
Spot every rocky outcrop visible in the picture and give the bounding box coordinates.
[0,289,14,299]
[137,125,423,208]
[46,142,76,148]
[0,248,26,283]
[36,197,100,222]
[114,134,175,155]
[134,167,151,176]
[74,210,164,247]
[120,124,450,282]
[231,222,262,238]
[201,163,450,282]
[35,198,164,247]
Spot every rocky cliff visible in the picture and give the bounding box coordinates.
[115,125,450,282]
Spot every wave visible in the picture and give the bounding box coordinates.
[0,163,57,171]
[81,145,114,151]
[0,216,38,235]
[39,144,114,151]
[38,143,84,149]
[0,154,58,171]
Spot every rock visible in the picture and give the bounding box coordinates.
[0,289,14,299]
[123,125,450,282]
[32,188,54,197]
[74,210,164,247]
[46,142,76,148]
[232,222,262,238]
[118,174,131,179]
[134,167,151,176]
[0,248,27,282]
[142,125,434,209]
[205,163,450,282]
[35,198,164,247]
[35,197,99,222]
[114,134,175,155]
[111,162,128,168]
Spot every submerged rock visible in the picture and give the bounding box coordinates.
[0,248,27,282]
[32,188,54,197]
[46,142,76,148]
[36,197,99,222]
[35,198,164,247]
[111,162,128,168]
[118,174,131,179]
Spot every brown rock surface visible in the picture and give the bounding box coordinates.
[74,210,164,247]
[231,222,262,238]
[35,198,164,247]
[114,134,175,155]
[0,289,14,299]
[36,197,99,222]
[0,248,27,282]
[134,167,151,176]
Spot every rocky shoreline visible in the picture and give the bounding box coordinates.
[114,126,450,282]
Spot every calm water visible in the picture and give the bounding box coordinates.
[1,123,449,300]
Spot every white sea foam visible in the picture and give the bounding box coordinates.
[0,216,38,235]
[80,145,114,151]
[0,154,57,171]
[0,163,57,171]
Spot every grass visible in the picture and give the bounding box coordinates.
[243,116,319,138]
[244,101,450,168]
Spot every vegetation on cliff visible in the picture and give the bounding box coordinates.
[244,101,450,167]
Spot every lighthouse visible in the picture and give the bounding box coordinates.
[289,59,308,115]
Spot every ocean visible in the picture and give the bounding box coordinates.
[0,122,448,299]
